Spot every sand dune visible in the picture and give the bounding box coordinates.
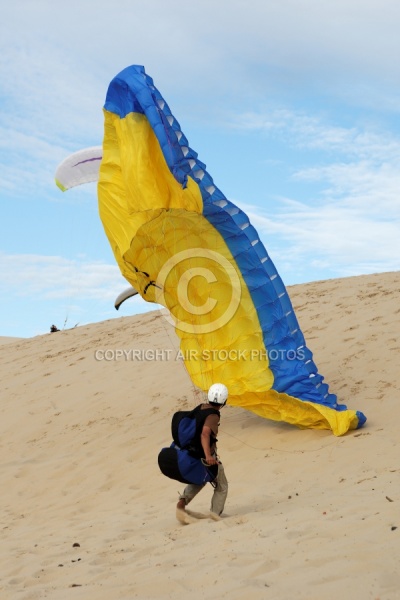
[0,337,24,346]
[1,272,399,600]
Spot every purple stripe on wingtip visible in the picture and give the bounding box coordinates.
[73,157,102,167]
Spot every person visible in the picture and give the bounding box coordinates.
[50,324,60,332]
[176,383,229,517]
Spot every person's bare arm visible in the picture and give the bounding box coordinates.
[201,425,218,465]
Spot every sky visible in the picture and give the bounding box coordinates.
[1,0,399,338]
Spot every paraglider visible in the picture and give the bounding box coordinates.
[95,64,366,436]
[56,65,366,436]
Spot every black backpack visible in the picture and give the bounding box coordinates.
[171,404,220,459]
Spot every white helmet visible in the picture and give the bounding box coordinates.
[207,383,228,406]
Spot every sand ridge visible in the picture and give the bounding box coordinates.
[0,272,399,599]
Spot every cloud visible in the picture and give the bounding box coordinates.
[3,1,400,109]
[245,204,399,281]
[0,252,155,337]
[231,109,400,157]
[3,1,400,185]
[0,253,125,301]
[229,105,400,279]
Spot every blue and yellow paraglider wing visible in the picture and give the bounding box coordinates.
[98,65,366,436]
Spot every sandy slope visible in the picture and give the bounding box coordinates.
[0,337,24,346]
[0,272,399,600]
